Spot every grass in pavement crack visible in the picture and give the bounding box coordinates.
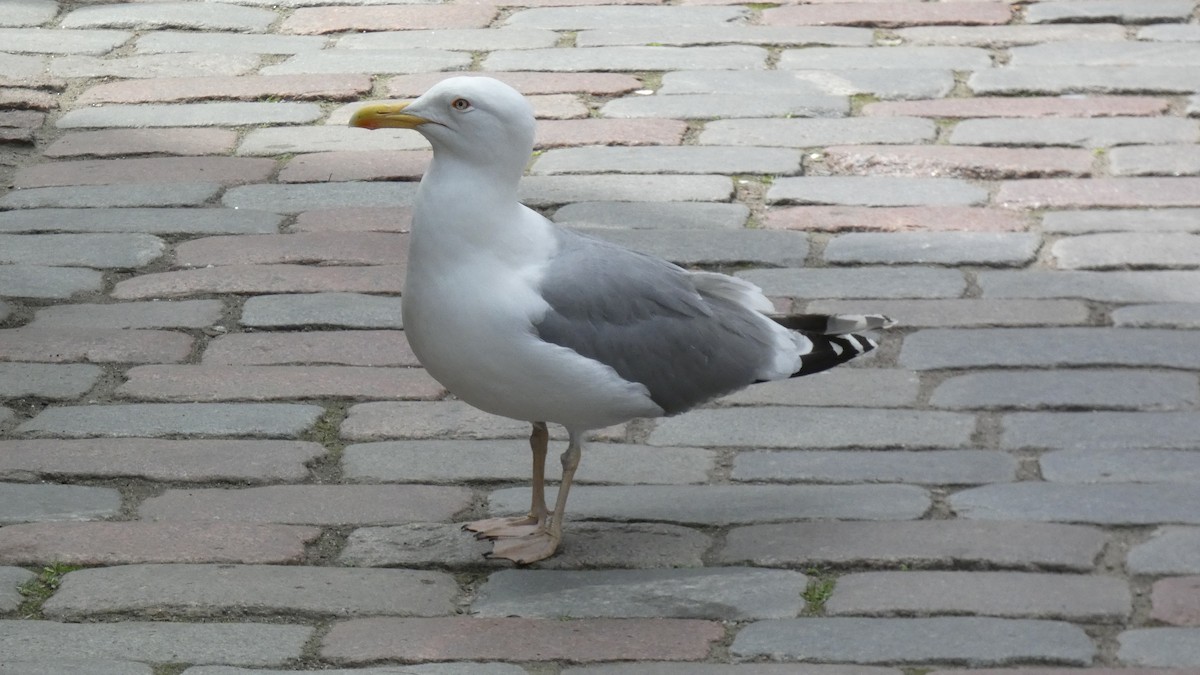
[17,562,80,618]
[801,569,837,616]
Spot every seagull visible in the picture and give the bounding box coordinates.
[350,76,894,564]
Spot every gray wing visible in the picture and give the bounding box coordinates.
[534,228,777,416]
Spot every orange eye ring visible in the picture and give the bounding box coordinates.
[451,98,471,111]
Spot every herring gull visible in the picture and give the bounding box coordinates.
[350,76,894,563]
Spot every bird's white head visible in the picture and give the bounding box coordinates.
[349,76,536,174]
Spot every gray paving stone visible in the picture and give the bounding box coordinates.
[0,620,312,667]
[0,233,163,268]
[718,520,1106,571]
[931,370,1198,410]
[969,66,1200,95]
[1110,145,1200,176]
[184,666,527,675]
[488,484,930,525]
[1113,303,1200,328]
[533,146,801,176]
[0,28,131,54]
[950,118,1197,148]
[519,175,732,207]
[901,328,1200,370]
[1004,411,1200,450]
[486,46,767,72]
[770,177,986,207]
[0,662,152,675]
[17,403,324,438]
[552,202,748,230]
[340,521,710,570]
[738,267,966,299]
[0,483,121,524]
[223,182,419,213]
[1118,628,1200,667]
[578,25,873,47]
[720,369,920,408]
[0,408,13,428]
[0,566,35,612]
[981,270,1200,302]
[730,617,1095,665]
[649,407,975,449]
[1190,94,1200,116]
[31,300,224,330]
[43,564,456,619]
[732,450,1016,485]
[61,2,277,31]
[662,69,956,100]
[780,46,992,70]
[824,232,1038,265]
[241,293,403,328]
[703,118,936,148]
[1053,233,1200,269]
[504,6,746,29]
[0,301,10,322]
[0,363,102,400]
[1042,449,1200,483]
[261,50,470,75]
[1026,0,1194,24]
[0,439,324,483]
[473,567,807,620]
[827,571,1130,621]
[238,127,428,155]
[1141,24,1200,41]
[344,440,714,484]
[0,184,221,209]
[567,667,899,675]
[341,401,535,441]
[0,265,103,299]
[577,228,808,266]
[2,0,57,27]
[897,23,1128,46]
[600,93,848,119]
[137,31,326,54]
[950,483,1200,524]
[0,208,283,235]
[806,299,1091,327]
[50,54,259,79]
[338,28,558,51]
[1011,40,1200,67]
[1128,527,1200,575]
[58,102,322,129]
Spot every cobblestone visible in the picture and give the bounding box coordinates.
[950,483,1200,524]
[17,403,323,438]
[930,370,1198,410]
[1025,0,1194,24]
[738,266,966,299]
[45,128,236,157]
[60,2,277,31]
[58,102,323,129]
[0,363,100,400]
[30,300,223,330]
[663,69,956,100]
[703,118,936,148]
[806,299,1090,327]
[0,208,282,234]
[1053,233,1200,269]
[1118,628,1200,667]
[731,450,1016,485]
[0,566,33,612]
[240,293,404,329]
[0,327,193,363]
[1128,528,1200,575]
[1003,411,1200,450]
[117,365,444,402]
[900,328,1200,370]
[1113,303,1200,328]
[552,202,748,230]
[980,270,1200,302]
[823,232,1039,266]
[950,118,1197,148]
[0,233,164,267]
[76,74,369,105]
[0,184,222,209]
[1151,576,1200,625]
[0,483,121,524]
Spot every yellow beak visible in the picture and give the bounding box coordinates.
[349,102,429,130]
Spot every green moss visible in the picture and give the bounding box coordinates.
[17,562,81,617]
[801,570,837,615]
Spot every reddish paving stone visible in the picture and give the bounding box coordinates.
[1151,577,1200,626]
[0,110,45,131]
[765,206,1028,232]
[864,96,1171,118]
[293,207,412,233]
[763,2,1014,27]
[204,330,419,367]
[997,178,1200,209]
[386,71,643,97]
[282,5,497,34]
[321,617,724,663]
[0,522,321,565]
[822,145,1094,179]
[536,118,687,148]
[0,127,35,144]
[279,150,431,183]
[76,74,372,105]
[175,232,409,267]
[118,364,445,401]
[936,670,1199,675]
[13,157,276,188]
[0,439,324,483]
[138,485,474,525]
[0,328,193,363]
[0,87,56,111]
[44,128,238,158]
[112,265,407,299]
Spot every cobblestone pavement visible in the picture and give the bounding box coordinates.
[2,0,1200,672]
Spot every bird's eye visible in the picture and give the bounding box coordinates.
[451,98,472,112]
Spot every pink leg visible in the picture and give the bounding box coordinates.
[463,421,548,538]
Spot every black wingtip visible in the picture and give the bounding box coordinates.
[790,332,879,378]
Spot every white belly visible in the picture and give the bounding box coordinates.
[402,261,662,431]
